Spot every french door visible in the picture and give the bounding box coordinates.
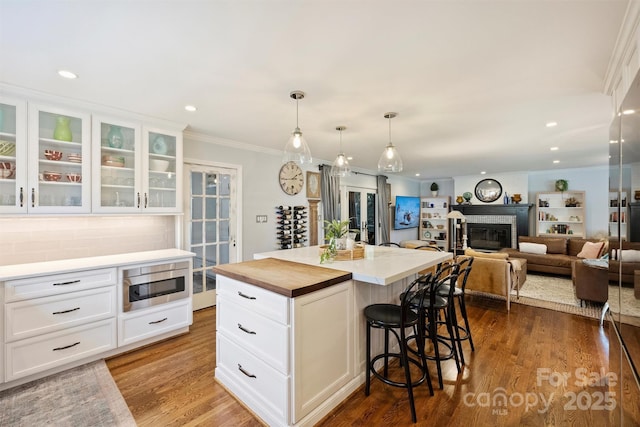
[185,163,239,310]
[343,187,377,245]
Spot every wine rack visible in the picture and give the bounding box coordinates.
[276,205,307,249]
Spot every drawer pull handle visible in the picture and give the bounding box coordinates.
[238,323,256,335]
[53,280,81,286]
[149,317,168,325]
[237,291,256,300]
[52,307,80,315]
[238,364,256,378]
[53,342,80,351]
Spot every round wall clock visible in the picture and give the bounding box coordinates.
[279,161,304,195]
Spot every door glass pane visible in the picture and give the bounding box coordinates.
[191,171,203,195]
[367,192,376,244]
[205,244,217,268]
[193,271,203,294]
[191,221,203,244]
[205,173,217,195]
[191,246,203,269]
[192,197,203,220]
[205,222,217,242]
[220,243,229,265]
[205,198,217,219]
[349,191,362,241]
[220,219,230,241]
[99,121,136,208]
[219,174,230,195]
[221,198,230,218]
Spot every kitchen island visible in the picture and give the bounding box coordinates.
[214,245,451,427]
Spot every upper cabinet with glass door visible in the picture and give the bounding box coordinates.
[27,104,91,214]
[143,126,182,213]
[0,97,27,214]
[92,116,182,213]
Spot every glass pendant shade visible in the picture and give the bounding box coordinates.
[377,112,403,172]
[283,91,312,165]
[331,126,351,177]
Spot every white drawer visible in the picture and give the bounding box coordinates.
[5,268,118,302]
[5,287,116,342]
[5,318,116,381]
[217,333,288,423]
[119,299,190,346]
[216,276,289,324]
[217,295,289,374]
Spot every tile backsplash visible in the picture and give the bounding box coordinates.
[0,216,177,266]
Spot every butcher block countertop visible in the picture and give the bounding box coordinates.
[212,258,352,298]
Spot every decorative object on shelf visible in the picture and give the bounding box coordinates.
[430,182,438,197]
[283,90,312,165]
[0,141,16,156]
[152,135,168,155]
[278,161,304,195]
[456,195,464,205]
[276,205,307,250]
[462,192,473,204]
[474,178,502,203]
[306,171,321,199]
[503,192,509,204]
[107,125,124,149]
[423,230,431,239]
[53,116,72,142]
[44,149,62,161]
[378,112,403,173]
[555,179,568,192]
[565,197,580,207]
[330,126,351,177]
[635,190,640,201]
[511,193,522,204]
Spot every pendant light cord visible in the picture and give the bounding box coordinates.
[388,115,392,144]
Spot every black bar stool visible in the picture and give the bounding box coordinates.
[364,274,434,423]
[423,263,461,389]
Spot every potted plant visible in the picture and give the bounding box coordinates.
[430,182,439,197]
[321,219,354,263]
[555,179,568,192]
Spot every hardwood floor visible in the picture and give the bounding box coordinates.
[107,296,635,426]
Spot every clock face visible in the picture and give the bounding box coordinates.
[279,161,304,195]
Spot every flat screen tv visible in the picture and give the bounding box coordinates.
[394,196,420,230]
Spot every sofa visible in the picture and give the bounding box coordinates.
[607,240,640,286]
[459,248,527,311]
[500,236,605,277]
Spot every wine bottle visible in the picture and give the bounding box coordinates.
[276,205,291,210]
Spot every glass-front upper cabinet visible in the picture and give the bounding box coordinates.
[27,103,91,214]
[92,117,182,213]
[0,96,27,214]
[92,116,141,213]
[143,126,182,213]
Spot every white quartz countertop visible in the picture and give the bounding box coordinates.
[254,245,452,285]
[0,249,195,281]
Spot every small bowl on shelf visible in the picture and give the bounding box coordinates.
[44,150,63,161]
[0,161,15,170]
[436,224,444,230]
[43,171,62,182]
[0,141,16,156]
[66,173,82,183]
[102,155,125,168]
[67,153,82,163]
[149,159,170,172]
[0,169,14,179]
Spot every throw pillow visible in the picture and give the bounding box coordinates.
[612,249,640,262]
[577,241,605,259]
[519,242,547,254]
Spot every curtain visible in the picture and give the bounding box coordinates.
[320,165,340,224]
[377,175,390,244]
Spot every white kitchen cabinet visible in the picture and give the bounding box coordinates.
[27,103,92,213]
[92,116,182,213]
[118,298,191,347]
[215,274,354,426]
[3,267,117,381]
[0,97,27,214]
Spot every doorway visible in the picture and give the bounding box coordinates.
[185,163,239,310]
[343,187,377,245]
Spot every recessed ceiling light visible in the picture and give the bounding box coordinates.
[553,160,560,164]
[57,69,78,79]
[610,140,619,144]
[415,173,420,177]
[546,121,557,127]
[184,105,197,112]
[347,156,353,160]
[480,171,486,175]
[622,109,635,115]
[550,146,559,151]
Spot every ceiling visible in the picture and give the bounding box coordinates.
[0,0,629,179]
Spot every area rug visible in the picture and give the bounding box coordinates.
[0,360,136,426]
[509,273,640,323]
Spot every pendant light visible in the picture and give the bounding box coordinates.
[283,90,312,165]
[331,126,351,177]
[377,112,403,173]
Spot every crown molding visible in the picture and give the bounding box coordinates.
[604,1,640,96]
